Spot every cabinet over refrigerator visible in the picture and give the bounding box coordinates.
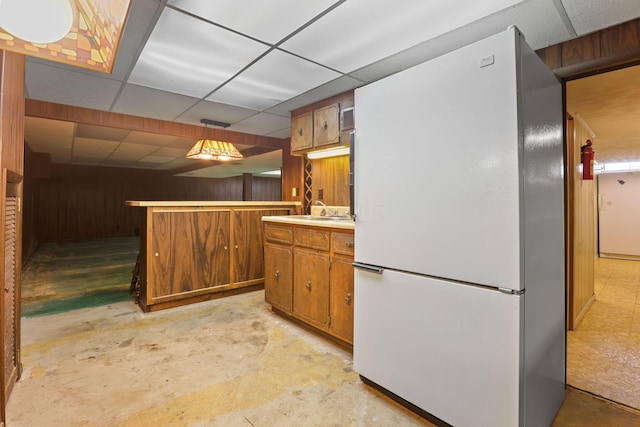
[353,27,565,427]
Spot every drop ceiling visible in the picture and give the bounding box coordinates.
[22,0,640,176]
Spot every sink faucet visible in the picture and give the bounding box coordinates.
[314,200,327,216]
[315,200,327,206]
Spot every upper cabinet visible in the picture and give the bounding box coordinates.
[291,111,313,151]
[290,91,354,156]
[313,103,340,147]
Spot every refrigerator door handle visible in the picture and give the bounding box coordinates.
[352,262,384,274]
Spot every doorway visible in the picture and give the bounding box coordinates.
[565,64,640,410]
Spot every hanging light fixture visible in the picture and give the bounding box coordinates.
[186,119,243,161]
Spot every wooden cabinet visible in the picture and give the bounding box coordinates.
[129,201,299,312]
[291,111,313,151]
[263,220,354,345]
[291,103,340,155]
[313,104,340,147]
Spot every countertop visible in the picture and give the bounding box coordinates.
[262,215,355,230]
[125,201,301,207]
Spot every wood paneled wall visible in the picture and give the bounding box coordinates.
[24,161,281,246]
[0,49,24,423]
[567,117,596,329]
[310,155,350,206]
[536,18,640,78]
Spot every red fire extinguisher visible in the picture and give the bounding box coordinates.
[581,139,595,180]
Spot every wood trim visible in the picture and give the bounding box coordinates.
[24,100,285,149]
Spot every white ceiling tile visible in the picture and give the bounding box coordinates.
[231,113,291,136]
[166,137,203,150]
[173,99,259,126]
[25,61,122,110]
[208,50,341,110]
[266,75,364,117]
[73,138,121,157]
[561,0,640,35]
[128,8,270,98]
[280,0,528,73]
[112,84,202,121]
[168,0,337,44]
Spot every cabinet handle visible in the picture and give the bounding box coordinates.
[346,242,354,248]
[275,271,280,279]
[322,121,328,130]
[235,244,239,249]
[306,281,312,291]
[224,246,228,250]
[345,293,352,305]
[298,128,303,136]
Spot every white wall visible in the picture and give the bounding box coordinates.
[598,172,640,258]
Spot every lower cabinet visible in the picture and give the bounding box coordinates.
[263,221,354,345]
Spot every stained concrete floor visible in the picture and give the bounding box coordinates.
[10,239,640,426]
[21,237,138,317]
[5,290,640,426]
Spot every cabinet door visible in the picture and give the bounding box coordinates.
[264,243,293,312]
[151,211,230,299]
[330,256,354,344]
[293,248,330,328]
[172,211,230,291]
[233,210,264,283]
[313,103,340,147]
[291,112,313,152]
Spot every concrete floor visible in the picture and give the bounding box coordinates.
[7,290,640,426]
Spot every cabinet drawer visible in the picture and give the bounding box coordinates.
[331,232,355,256]
[294,228,330,251]
[264,224,293,244]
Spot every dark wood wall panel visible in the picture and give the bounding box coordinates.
[310,156,350,206]
[536,17,640,77]
[25,162,281,247]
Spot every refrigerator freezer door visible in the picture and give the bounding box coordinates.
[354,29,522,290]
[354,268,522,427]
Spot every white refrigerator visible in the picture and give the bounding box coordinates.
[353,27,565,427]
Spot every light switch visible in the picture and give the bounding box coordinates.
[480,55,495,68]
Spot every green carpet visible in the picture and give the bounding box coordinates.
[21,237,139,317]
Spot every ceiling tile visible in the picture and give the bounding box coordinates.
[73,138,120,157]
[166,137,202,150]
[140,155,177,164]
[561,0,640,35]
[280,0,528,73]
[25,117,75,137]
[127,8,270,98]
[109,0,165,81]
[266,75,363,117]
[123,131,183,147]
[112,84,203,121]
[207,49,341,110]
[173,99,259,126]
[107,143,160,161]
[168,0,338,44]
[76,124,130,140]
[152,146,188,158]
[153,158,195,170]
[231,113,291,136]
[25,135,73,152]
[25,61,123,110]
